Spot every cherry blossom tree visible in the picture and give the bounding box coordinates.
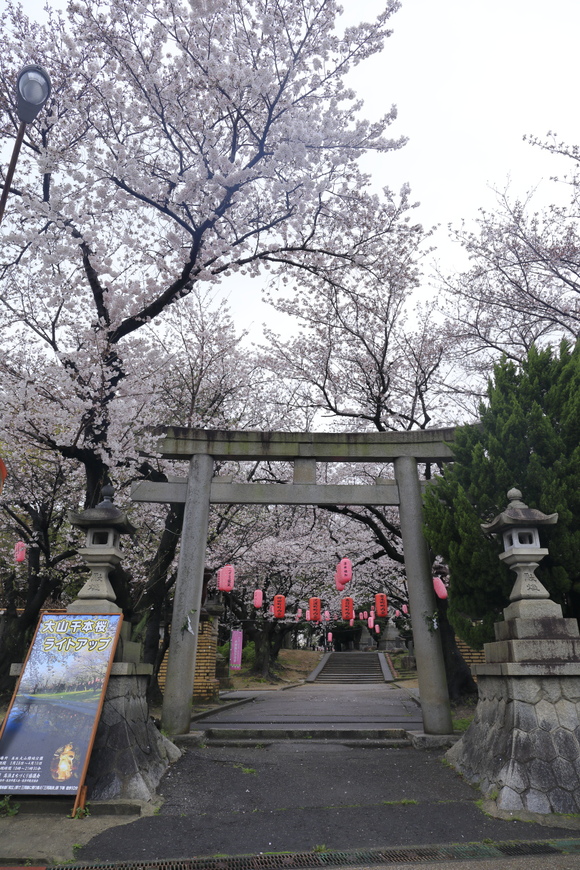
[256,203,480,694]
[0,0,416,692]
[208,501,406,676]
[257,209,451,586]
[438,139,580,388]
[0,0,405,496]
[0,288,273,693]
[0,447,84,694]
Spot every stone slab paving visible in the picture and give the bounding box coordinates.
[196,683,423,731]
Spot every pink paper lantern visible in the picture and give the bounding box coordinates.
[0,457,6,496]
[217,564,235,592]
[306,609,311,621]
[359,612,363,620]
[433,576,448,600]
[297,608,303,618]
[253,589,263,608]
[337,558,353,583]
[375,624,380,634]
[402,604,408,614]
[363,611,368,620]
[395,609,401,617]
[368,616,374,629]
[327,632,333,642]
[14,541,26,563]
[349,618,354,627]
[324,610,331,621]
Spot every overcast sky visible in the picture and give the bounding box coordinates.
[4,0,580,332]
[347,0,580,243]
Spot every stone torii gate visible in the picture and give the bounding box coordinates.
[132,426,455,736]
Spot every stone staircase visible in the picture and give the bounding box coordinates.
[312,651,388,683]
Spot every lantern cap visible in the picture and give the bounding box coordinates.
[68,484,136,534]
[480,488,558,535]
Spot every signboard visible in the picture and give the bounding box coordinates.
[0,613,122,796]
[229,629,243,671]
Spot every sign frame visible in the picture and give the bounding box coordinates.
[0,612,123,814]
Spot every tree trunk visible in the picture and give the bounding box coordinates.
[252,627,273,678]
[248,622,294,679]
[438,598,477,701]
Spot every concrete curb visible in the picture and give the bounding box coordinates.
[480,798,580,830]
[407,730,461,750]
[378,651,394,681]
[305,652,331,682]
[189,695,255,723]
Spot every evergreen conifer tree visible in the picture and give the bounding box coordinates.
[423,341,580,647]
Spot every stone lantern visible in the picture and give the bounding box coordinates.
[67,484,135,614]
[480,487,558,615]
[447,487,580,819]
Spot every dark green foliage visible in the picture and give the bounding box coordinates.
[423,342,580,647]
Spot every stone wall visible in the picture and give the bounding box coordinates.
[447,673,580,814]
[158,618,220,701]
[455,637,486,669]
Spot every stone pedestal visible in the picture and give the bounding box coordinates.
[85,670,181,802]
[447,597,580,815]
[84,623,180,801]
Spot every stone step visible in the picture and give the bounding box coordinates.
[313,651,388,683]
[315,677,385,682]
[314,668,383,677]
[190,727,411,746]
[203,737,412,748]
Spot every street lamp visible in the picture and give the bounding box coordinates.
[0,64,52,224]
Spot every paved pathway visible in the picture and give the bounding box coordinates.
[76,739,573,864]
[195,683,422,732]
[2,681,580,868]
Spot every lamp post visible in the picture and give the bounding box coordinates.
[0,64,52,225]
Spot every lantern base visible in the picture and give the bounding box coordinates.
[447,592,580,816]
[67,598,122,614]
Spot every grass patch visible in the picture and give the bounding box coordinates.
[0,795,19,817]
[452,716,473,732]
[234,764,257,775]
[227,650,323,691]
[381,798,418,806]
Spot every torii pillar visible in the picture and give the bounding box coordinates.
[161,454,213,734]
[395,456,453,735]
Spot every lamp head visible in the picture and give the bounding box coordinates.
[16,65,51,123]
